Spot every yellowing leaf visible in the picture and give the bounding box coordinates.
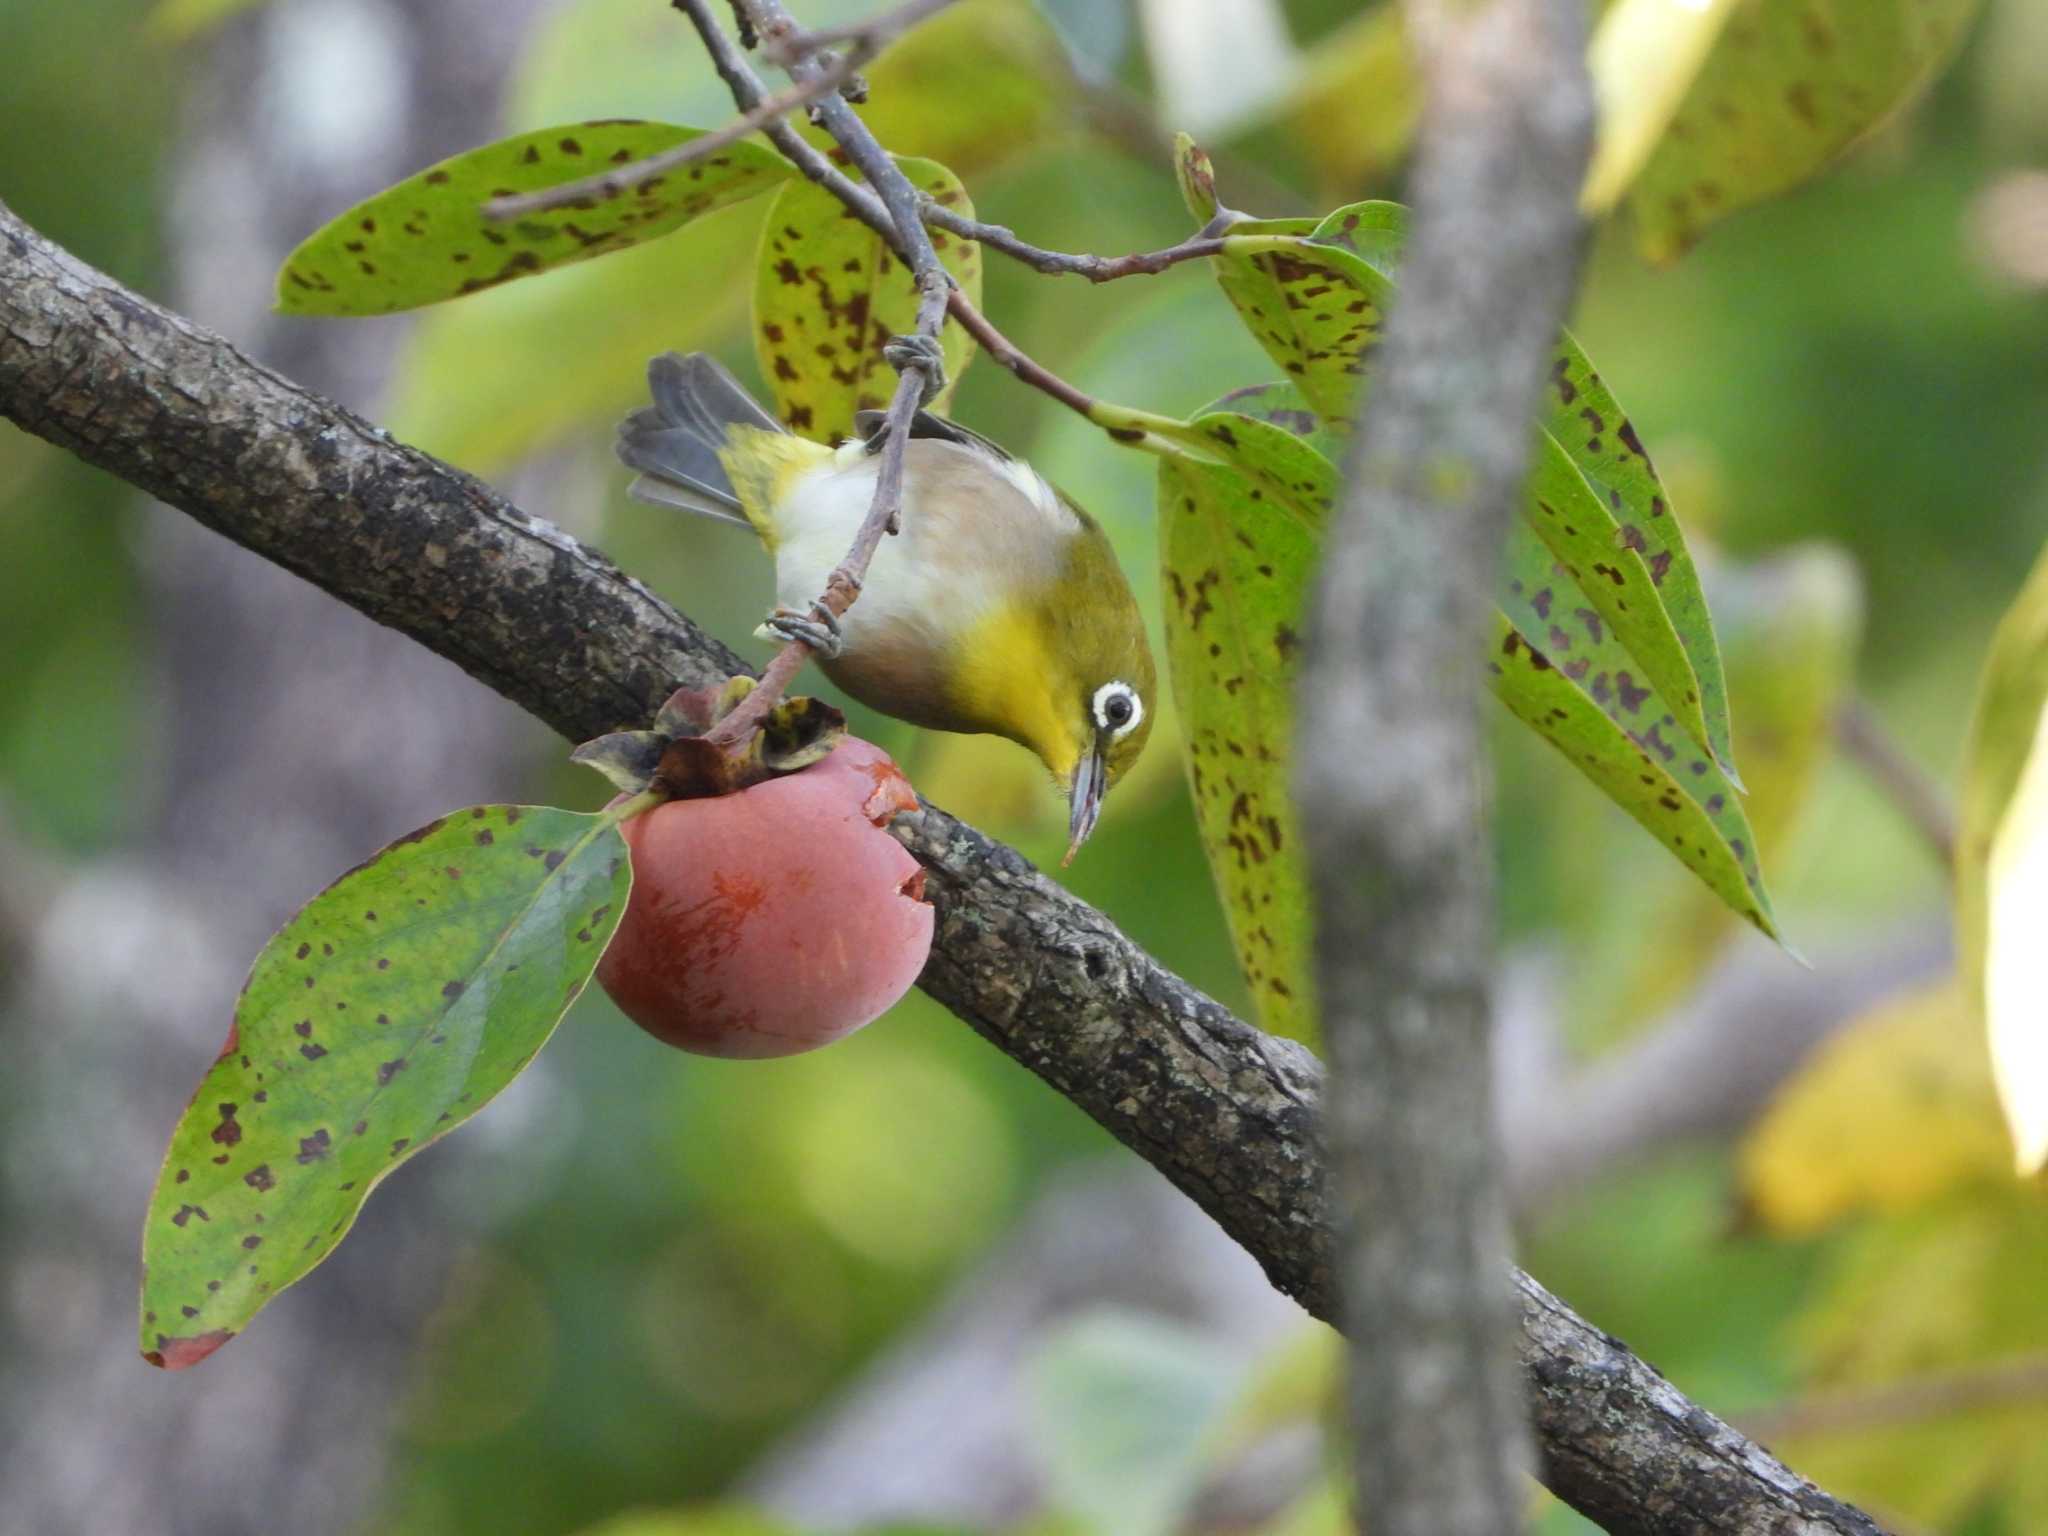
[1740,978,2012,1235]
[1987,702,2048,1174]
[1284,4,1420,195]
[1583,0,1741,214]
[1623,0,1985,262]
[1782,1193,2048,1528]
[752,157,981,443]
[1959,539,2048,1174]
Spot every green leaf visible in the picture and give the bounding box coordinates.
[1209,205,1402,420]
[139,806,630,1368]
[1027,1310,1247,1536]
[1206,206,1734,776]
[1488,610,1777,938]
[752,157,982,442]
[1568,547,1861,1043]
[1160,383,1777,1037]
[1957,539,2048,1174]
[1160,438,1323,1045]
[276,121,793,316]
[1617,0,1984,263]
[386,202,763,472]
[1542,334,1737,779]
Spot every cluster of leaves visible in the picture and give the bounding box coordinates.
[141,93,993,1363]
[141,0,2007,1382]
[1129,144,1776,1045]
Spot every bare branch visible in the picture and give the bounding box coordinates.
[1297,0,1594,1529]
[0,189,1888,1536]
[918,198,1227,282]
[487,0,961,223]
[482,56,870,221]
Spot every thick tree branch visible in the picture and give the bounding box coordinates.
[1296,1,1594,1528]
[0,202,1884,1536]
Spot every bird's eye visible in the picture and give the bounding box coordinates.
[1092,680,1144,739]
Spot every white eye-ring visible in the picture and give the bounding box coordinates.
[1092,680,1144,740]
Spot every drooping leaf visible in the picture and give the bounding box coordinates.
[1159,378,1776,1031]
[1542,335,1736,779]
[1570,546,1862,1042]
[277,121,792,316]
[752,156,982,443]
[1958,539,2048,1174]
[1159,438,1323,1045]
[1618,0,1985,263]
[139,806,630,1368]
[1489,610,1776,938]
[1740,978,2012,1235]
[1027,1309,1248,1536]
[1205,204,1735,776]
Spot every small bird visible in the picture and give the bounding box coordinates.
[617,349,1155,860]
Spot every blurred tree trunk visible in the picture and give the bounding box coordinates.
[0,3,547,1531]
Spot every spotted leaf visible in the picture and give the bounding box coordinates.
[1158,383,1779,1042]
[1542,336,1736,779]
[1208,204,1401,420]
[1161,444,1321,1047]
[1489,613,1777,938]
[752,156,981,443]
[1205,206,1734,776]
[139,806,630,1369]
[1616,0,1983,263]
[276,121,792,316]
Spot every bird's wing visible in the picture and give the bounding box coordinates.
[852,408,1015,465]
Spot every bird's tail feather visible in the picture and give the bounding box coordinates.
[616,353,786,529]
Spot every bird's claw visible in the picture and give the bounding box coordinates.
[883,331,946,407]
[756,601,843,659]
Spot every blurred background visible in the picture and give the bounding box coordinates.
[3,0,2045,1532]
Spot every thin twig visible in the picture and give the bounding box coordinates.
[702,275,949,749]
[673,0,1118,436]
[482,54,871,222]
[1835,696,1958,870]
[919,199,1227,281]
[761,0,954,61]
[686,0,954,747]
[489,0,960,222]
[0,198,1896,1536]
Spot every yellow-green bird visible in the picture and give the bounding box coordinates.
[617,350,1155,860]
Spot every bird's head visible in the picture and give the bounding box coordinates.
[1032,532,1157,863]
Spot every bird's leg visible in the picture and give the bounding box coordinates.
[755,600,844,659]
[883,331,946,407]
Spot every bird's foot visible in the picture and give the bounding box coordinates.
[756,601,843,659]
[883,331,946,407]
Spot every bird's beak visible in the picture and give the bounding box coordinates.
[1063,743,1107,866]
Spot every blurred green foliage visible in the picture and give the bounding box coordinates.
[8,0,2048,1533]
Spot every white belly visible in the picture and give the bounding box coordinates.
[769,437,1074,657]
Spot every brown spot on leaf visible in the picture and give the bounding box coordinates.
[244,1165,276,1192]
[297,1130,331,1163]
[210,1104,242,1147]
